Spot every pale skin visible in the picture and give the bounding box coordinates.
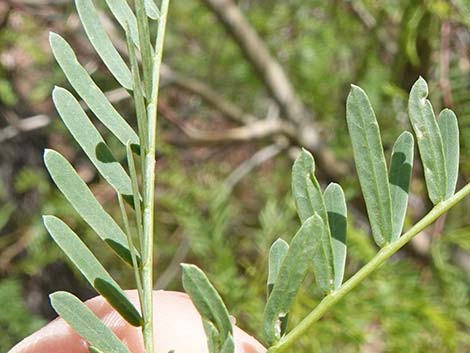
[8,290,266,353]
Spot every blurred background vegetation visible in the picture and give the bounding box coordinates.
[1,0,470,352]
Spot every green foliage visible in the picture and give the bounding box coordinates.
[50,291,131,353]
[346,85,393,247]
[409,77,448,204]
[182,264,234,353]
[75,0,132,89]
[389,131,414,241]
[44,216,142,326]
[2,1,470,352]
[44,149,133,264]
[263,216,319,344]
[324,183,347,289]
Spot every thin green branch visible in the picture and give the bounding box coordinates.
[126,142,145,252]
[117,193,143,307]
[267,182,470,353]
[141,1,170,352]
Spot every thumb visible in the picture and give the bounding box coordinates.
[8,290,266,353]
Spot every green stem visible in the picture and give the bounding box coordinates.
[267,182,470,353]
[117,193,144,307]
[141,1,170,352]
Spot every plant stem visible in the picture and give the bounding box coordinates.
[141,1,170,352]
[267,182,470,353]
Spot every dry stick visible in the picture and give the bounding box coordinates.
[267,182,470,353]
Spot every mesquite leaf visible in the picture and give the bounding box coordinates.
[144,0,160,19]
[50,291,131,353]
[220,335,235,353]
[103,0,139,46]
[389,131,414,241]
[292,149,329,225]
[75,0,132,89]
[408,77,447,204]
[346,85,393,246]
[44,149,134,265]
[52,87,132,196]
[267,238,289,296]
[44,216,142,327]
[438,109,459,199]
[135,0,154,98]
[263,215,328,344]
[324,183,347,289]
[49,33,139,147]
[181,264,233,352]
[126,28,148,149]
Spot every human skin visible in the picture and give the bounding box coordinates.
[8,290,266,353]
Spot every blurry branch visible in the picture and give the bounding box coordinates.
[439,21,453,107]
[161,65,256,125]
[155,229,190,290]
[159,101,296,145]
[201,0,313,128]
[0,114,50,143]
[223,142,287,192]
[0,87,130,143]
[347,0,376,29]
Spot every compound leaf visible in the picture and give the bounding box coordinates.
[263,215,328,345]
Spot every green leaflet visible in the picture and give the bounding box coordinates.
[346,85,393,246]
[89,347,105,353]
[292,149,329,225]
[49,33,139,147]
[125,142,144,250]
[144,0,160,19]
[52,87,132,196]
[267,238,289,337]
[310,213,335,294]
[408,77,447,204]
[267,238,289,296]
[219,334,235,353]
[438,109,459,199]
[50,291,131,353]
[44,216,142,327]
[103,0,139,46]
[181,264,233,351]
[324,183,347,289]
[203,320,219,353]
[263,215,330,345]
[75,0,132,89]
[126,24,148,149]
[44,149,133,265]
[389,131,414,241]
[135,0,154,98]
